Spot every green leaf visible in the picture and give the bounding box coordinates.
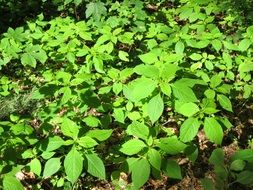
[211,39,222,52]
[247,25,253,36]
[175,41,185,54]
[222,52,232,67]
[131,158,150,189]
[83,116,100,127]
[172,83,198,102]
[179,117,201,142]
[217,117,233,129]
[3,176,24,190]
[43,157,61,178]
[113,108,125,123]
[238,61,253,73]
[201,178,216,190]
[236,171,253,185]
[96,35,110,46]
[148,94,164,123]
[189,53,202,61]
[139,52,158,64]
[45,136,65,152]
[60,87,72,104]
[238,39,251,51]
[217,94,233,112]
[210,75,222,88]
[74,0,82,5]
[86,129,113,141]
[127,121,149,141]
[41,152,55,160]
[230,160,246,171]
[64,0,73,4]
[66,52,75,63]
[78,136,98,148]
[85,2,107,20]
[223,41,238,51]
[209,148,224,167]
[113,82,123,95]
[93,57,104,73]
[29,158,42,176]
[21,53,36,68]
[204,117,223,145]
[195,40,209,49]
[160,63,179,81]
[204,89,216,99]
[64,147,83,184]
[134,64,159,78]
[127,111,142,121]
[185,145,198,163]
[163,159,182,179]
[120,139,147,155]
[175,78,207,87]
[147,39,158,49]
[127,157,139,172]
[33,49,47,64]
[160,82,172,96]
[119,50,129,62]
[158,137,187,155]
[61,118,79,139]
[231,149,253,162]
[123,77,157,102]
[205,60,214,70]
[85,153,105,179]
[147,149,161,170]
[163,54,183,63]
[56,71,72,84]
[177,102,199,117]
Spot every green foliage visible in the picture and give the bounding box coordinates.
[202,148,253,189]
[0,0,253,189]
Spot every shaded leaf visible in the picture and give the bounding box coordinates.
[163,159,182,179]
[209,148,224,167]
[236,171,253,185]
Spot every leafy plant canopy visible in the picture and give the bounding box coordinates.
[0,0,253,189]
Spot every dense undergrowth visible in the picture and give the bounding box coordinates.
[0,0,253,189]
